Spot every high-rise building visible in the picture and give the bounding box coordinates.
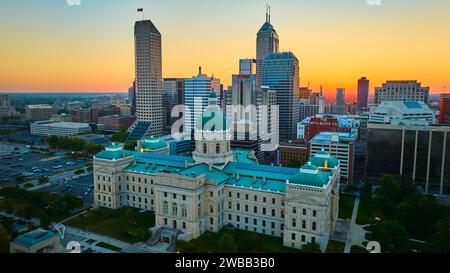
[163,78,185,132]
[128,81,136,115]
[256,6,279,88]
[357,77,369,111]
[310,131,357,184]
[299,87,312,100]
[298,102,320,124]
[263,52,300,141]
[367,123,450,195]
[440,94,450,125]
[374,80,429,105]
[335,88,347,115]
[184,67,213,135]
[226,73,262,161]
[0,95,19,118]
[239,59,256,76]
[133,20,163,137]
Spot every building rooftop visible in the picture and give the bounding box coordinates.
[32,121,91,129]
[26,104,53,109]
[13,229,57,248]
[310,131,357,144]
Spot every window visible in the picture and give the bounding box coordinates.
[254,219,258,225]
[210,217,214,225]
[228,192,232,198]
[210,192,213,197]
[272,198,275,204]
[182,195,186,201]
[210,205,214,214]
[182,222,186,229]
[301,235,306,242]
[245,194,249,200]
[163,202,169,214]
[292,218,297,227]
[263,197,266,203]
[253,206,257,213]
[302,220,306,229]
[237,193,240,199]
[263,208,266,215]
[203,143,207,153]
[303,209,307,216]
[182,207,187,217]
[313,210,317,217]
[228,202,232,209]
[173,193,177,199]
[254,195,257,202]
[312,222,317,231]
[228,214,232,220]
[237,203,240,211]
[164,192,167,198]
[272,209,275,217]
[245,217,248,224]
[291,233,296,240]
[173,203,178,216]
[311,237,316,244]
[216,143,220,153]
[245,205,248,212]
[293,207,297,214]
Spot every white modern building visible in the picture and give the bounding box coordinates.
[93,93,340,251]
[374,80,430,105]
[309,131,357,184]
[31,121,91,136]
[369,101,435,125]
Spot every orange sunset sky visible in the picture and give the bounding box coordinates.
[0,0,449,101]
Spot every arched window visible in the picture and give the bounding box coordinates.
[163,201,169,214]
[216,143,220,154]
[173,203,178,216]
[203,143,207,153]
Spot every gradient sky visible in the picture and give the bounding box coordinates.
[0,0,449,100]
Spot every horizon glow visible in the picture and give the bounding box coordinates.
[0,0,449,101]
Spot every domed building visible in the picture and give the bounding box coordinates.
[193,92,233,166]
[93,92,341,252]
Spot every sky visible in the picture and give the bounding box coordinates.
[0,0,449,100]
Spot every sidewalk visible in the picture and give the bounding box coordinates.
[343,197,367,253]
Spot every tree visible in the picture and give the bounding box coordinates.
[38,176,49,185]
[111,127,130,143]
[86,143,103,154]
[74,169,85,175]
[301,242,322,253]
[288,158,302,168]
[424,217,450,253]
[371,220,409,253]
[395,193,442,241]
[0,226,9,254]
[124,141,137,151]
[217,233,237,253]
[360,181,372,202]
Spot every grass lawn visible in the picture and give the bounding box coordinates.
[96,242,122,252]
[338,194,355,219]
[356,198,372,225]
[177,228,301,253]
[65,207,154,244]
[350,245,368,253]
[326,240,345,253]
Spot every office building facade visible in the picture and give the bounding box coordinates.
[374,80,429,105]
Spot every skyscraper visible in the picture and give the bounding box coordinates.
[133,20,163,137]
[335,88,347,115]
[440,93,450,125]
[163,78,185,133]
[184,67,213,135]
[357,77,369,111]
[374,80,429,105]
[263,52,299,141]
[256,5,279,88]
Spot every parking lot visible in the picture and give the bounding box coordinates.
[0,147,88,186]
[39,174,94,207]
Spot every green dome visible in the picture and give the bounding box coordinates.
[196,108,229,132]
[309,152,339,169]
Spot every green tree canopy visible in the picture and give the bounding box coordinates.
[371,220,409,253]
[217,233,237,253]
[301,242,322,253]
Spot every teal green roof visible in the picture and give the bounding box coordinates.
[141,137,167,151]
[309,152,339,169]
[13,229,57,247]
[95,149,131,160]
[223,162,298,181]
[197,109,229,132]
[180,164,229,184]
[233,149,257,164]
[288,162,333,188]
[226,176,286,193]
[133,152,194,168]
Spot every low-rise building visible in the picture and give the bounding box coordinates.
[25,104,56,121]
[31,121,91,136]
[279,140,309,167]
[369,101,435,125]
[10,229,61,253]
[97,115,136,132]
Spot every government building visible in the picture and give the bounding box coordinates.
[93,93,341,251]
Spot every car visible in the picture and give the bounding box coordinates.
[18,158,24,161]
[53,165,63,169]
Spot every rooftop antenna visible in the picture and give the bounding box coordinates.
[137,8,144,21]
[320,84,323,95]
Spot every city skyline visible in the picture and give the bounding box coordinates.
[1,0,450,100]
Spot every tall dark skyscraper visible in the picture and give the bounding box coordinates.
[134,20,163,137]
[357,77,369,110]
[256,5,279,88]
[440,93,450,125]
[263,52,300,141]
